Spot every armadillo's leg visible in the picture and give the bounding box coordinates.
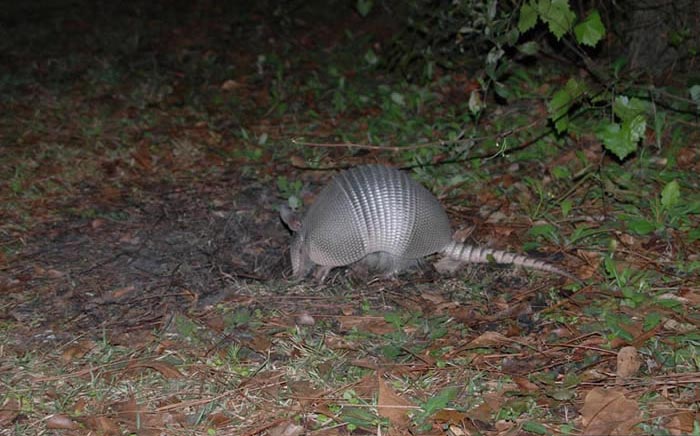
[434,256,463,273]
[314,265,334,283]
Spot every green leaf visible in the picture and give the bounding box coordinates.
[606,316,634,342]
[643,312,662,331]
[560,199,572,218]
[537,0,576,40]
[549,90,571,132]
[626,218,656,235]
[688,228,700,242]
[625,114,647,145]
[660,180,680,209]
[390,91,406,106]
[574,9,605,46]
[355,0,372,17]
[341,407,378,428]
[548,78,587,133]
[517,41,540,56]
[689,84,700,105]
[522,421,548,434]
[381,344,402,360]
[548,388,575,401]
[364,48,378,66]
[569,224,601,244]
[613,96,646,121]
[421,386,459,416]
[528,223,557,239]
[597,121,639,160]
[518,2,538,32]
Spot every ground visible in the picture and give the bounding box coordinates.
[1,1,699,435]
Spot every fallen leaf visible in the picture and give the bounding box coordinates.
[377,375,414,428]
[77,415,120,435]
[207,412,232,428]
[269,421,305,436]
[420,292,447,304]
[433,408,468,425]
[61,340,96,363]
[512,376,539,393]
[202,313,225,331]
[337,316,394,334]
[221,79,242,91]
[132,142,153,171]
[616,346,641,380]
[465,331,510,349]
[46,414,79,429]
[324,335,360,350]
[126,360,183,379]
[296,312,315,326]
[580,388,641,435]
[0,399,20,427]
[247,333,273,353]
[665,410,696,435]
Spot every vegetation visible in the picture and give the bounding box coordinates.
[1,0,699,434]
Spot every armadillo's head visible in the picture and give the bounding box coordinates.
[281,204,312,279]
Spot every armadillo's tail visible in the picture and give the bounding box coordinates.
[440,241,581,283]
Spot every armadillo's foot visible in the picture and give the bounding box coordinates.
[434,257,463,274]
[349,261,372,280]
[313,265,334,283]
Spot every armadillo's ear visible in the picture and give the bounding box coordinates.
[280,204,302,232]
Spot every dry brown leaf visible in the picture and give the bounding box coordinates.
[203,313,226,331]
[207,412,232,428]
[0,399,20,427]
[61,340,95,363]
[109,285,137,299]
[290,155,307,168]
[296,312,315,326]
[113,397,140,424]
[110,329,155,348]
[465,331,509,349]
[78,415,121,435]
[678,288,700,306]
[247,333,273,353]
[46,268,65,278]
[287,380,324,403]
[221,79,242,91]
[73,398,88,414]
[46,414,79,430]
[126,360,183,379]
[616,346,641,380]
[132,142,153,171]
[337,315,394,334]
[112,397,175,436]
[665,410,697,435]
[575,249,602,279]
[512,376,539,393]
[466,401,495,422]
[676,146,698,168]
[324,335,360,350]
[433,408,468,425]
[269,421,305,436]
[377,375,414,429]
[349,373,378,398]
[421,291,447,304]
[580,388,641,435]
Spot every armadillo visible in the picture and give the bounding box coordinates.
[280,165,577,282]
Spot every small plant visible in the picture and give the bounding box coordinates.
[277,175,303,209]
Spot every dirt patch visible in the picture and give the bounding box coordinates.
[3,170,291,335]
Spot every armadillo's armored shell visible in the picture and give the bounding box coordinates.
[298,165,453,268]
